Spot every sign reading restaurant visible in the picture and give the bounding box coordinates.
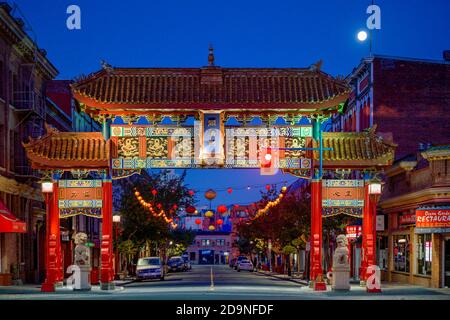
[416,208,450,228]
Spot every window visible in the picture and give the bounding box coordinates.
[393,234,410,273]
[416,234,432,276]
[216,239,225,246]
[201,239,210,246]
[190,252,196,261]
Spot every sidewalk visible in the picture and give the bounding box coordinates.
[256,269,309,285]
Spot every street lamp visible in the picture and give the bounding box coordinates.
[41,181,54,193]
[41,180,54,292]
[368,182,382,196]
[368,181,382,281]
[112,214,121,279]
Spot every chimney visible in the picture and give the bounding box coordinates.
[444,50,450,62]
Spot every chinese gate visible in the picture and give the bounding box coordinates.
[24,50,395,291]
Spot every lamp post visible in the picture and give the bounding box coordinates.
[112,214,121,279]
[41,181,55,292]
[366,181,382,285]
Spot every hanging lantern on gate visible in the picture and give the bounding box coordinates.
[208,225,215,231]
[205,210,214,217]
[195,219,202,225]
[217,219,223,225]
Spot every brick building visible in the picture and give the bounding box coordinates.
[331,54,450,160]
[0,3,58,284]
[331,53,450,288]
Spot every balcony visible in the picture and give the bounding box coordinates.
[12,89,46,119]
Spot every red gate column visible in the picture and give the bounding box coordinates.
[101,179,115,290]
[310,178,326,290]
[360,183,375,284]
[41,182,61,292]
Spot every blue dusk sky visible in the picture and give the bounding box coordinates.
[13,0,450,207]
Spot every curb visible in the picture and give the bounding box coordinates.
[256,270,308,285]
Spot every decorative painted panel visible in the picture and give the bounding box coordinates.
[322,179,364,218]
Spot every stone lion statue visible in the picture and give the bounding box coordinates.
[73,232,90,267]
[333,234,349,268]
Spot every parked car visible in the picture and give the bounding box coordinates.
[167,256,185,272]
[136,257,164,281]
[233,256,247,270]
[237,259,253,272]
[182,257,192,271]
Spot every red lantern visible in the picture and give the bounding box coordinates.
[265,184,271,191]
[195,219,201,225]
[152,189,157,196]
[157,203,162,209]
[172,204,178,210]
[189,190,195,196]
[227,188,233,194]
[217,205,227,214]
[217,219,223,225]
[186,206,196,214]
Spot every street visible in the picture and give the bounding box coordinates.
[1,265,450,300]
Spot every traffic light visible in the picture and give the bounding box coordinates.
[260,147,278,175]
[260,147,272,168]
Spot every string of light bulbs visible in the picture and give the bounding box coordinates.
[249,185,288,221]
[134,189,178,229]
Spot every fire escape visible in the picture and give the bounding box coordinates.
[11,4,45,178]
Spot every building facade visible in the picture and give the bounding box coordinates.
[331,53,450,288]
[331,54,450,159]
[0,3,58,284]
[379,145,450,288]
[186,231,233,265]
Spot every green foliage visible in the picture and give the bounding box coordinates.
[282,245,296,255]
[237,186,311,253]
[116,170,196,261]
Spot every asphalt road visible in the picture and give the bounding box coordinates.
[0,265,450,300]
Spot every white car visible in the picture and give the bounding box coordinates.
[136,257,164,281]
[237,259,254,272]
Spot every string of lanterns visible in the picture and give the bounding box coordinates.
[251,185,288,220]
[134,189,178,229]
[190,180,291,194]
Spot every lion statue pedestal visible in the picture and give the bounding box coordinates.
[331,234,350,291]
[73,232,91,291]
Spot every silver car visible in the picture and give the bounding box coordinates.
[237,259,253,272]
[136,257,164,281]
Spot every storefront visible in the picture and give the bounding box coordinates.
[415,206,450,288]
[382,207,449,288]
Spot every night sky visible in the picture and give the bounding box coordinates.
[14,0,450,207]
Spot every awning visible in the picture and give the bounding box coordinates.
[0,201,26,233]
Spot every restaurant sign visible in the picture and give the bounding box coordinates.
[322,180,365,218]
[58,180,103,219]
[416,207,450,228]
[346,225,362,240]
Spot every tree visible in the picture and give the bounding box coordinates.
[116,170,195,268]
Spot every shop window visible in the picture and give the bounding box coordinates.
[393,235,410,273]
[416,234,432,276]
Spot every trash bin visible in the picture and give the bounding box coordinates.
[90,268,99,285]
